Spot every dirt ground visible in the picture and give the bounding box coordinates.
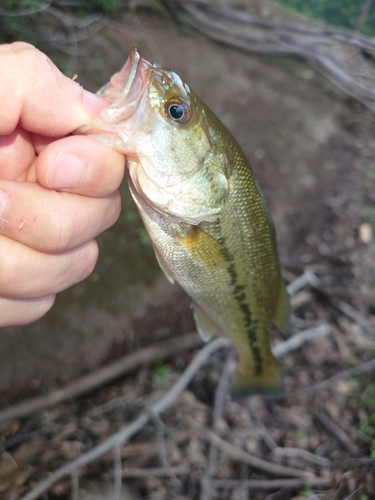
[0,3,374,499]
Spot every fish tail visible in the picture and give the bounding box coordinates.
[230,357,284,400]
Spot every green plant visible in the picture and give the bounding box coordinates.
[357,413,375,458]
[152,360,173,390]
[272,0,375,36]
[299,484,313,497]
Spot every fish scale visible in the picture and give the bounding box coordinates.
[76,47,290,399]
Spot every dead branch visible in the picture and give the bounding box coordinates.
[272,324,331,358]
[289,269,375,332]
[272,446,331,467]
[246,400,278,451]
[286,268,321,297]
[112,446,122,500]
[120,465,189,478]
[167,0,375,112]
[336,301,374,331]
[305,356,375,395]
[197,428,323,480]
[290,290,315,310]
[316,411,360,455]
[20,337,230,500]
[0,332,203,424]
[211,477,332,490]
[70,472,79,500]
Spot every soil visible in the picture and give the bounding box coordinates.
[0,3,374,499]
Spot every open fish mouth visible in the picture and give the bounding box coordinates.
[97,47,151,124]
[75,47,151,140]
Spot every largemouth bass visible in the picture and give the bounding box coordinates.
[77,48,289,399]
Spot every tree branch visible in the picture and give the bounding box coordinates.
[0,333,203,424]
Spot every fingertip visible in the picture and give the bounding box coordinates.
[0,42,110,136]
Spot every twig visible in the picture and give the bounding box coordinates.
[335,457,375,466]
[305,356,375,395]
[356,0,374,32]
[0,2,51,16]
[112,445,122,500]
[290,291,314,310]
[316,411,360,455]
[70,472,79,500]
[120,465,189,478]
[211,477,332,490]
[212,351,235,426]
[286,269,321,297]
[246,400,277,451]
[344,487,363,500]
[272,446,331,467]
[272,325,331,358]
[119,430,191,459]
[198,428,322,480]
[0,333,203,424]
[336,301,374,331]
[153,414,170,469]
[20,337,230,500]
[200,351,235,500]
[152,413,183,490]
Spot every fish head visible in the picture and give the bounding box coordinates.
[76,47,229,224]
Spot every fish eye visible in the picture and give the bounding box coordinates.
[165,99,191,124]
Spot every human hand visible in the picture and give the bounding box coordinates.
[0,42,125,327]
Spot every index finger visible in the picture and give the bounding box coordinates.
[0,42,108,136]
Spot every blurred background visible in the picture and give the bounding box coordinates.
[0,1,375,498]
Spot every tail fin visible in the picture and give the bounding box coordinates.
[230,357,284,400]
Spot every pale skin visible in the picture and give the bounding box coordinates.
[0,42,125,327]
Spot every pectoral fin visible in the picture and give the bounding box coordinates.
[230,356,284,400]
[193,303,220,342]
[178,226,229,269]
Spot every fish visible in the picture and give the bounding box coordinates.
[76,47,290,399]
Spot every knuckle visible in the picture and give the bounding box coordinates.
[72,240,99,284]
[105,192,122,229]
[47,207,80,253]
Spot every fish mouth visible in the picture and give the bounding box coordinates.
[97,46,151,124]
[75,47,151,141]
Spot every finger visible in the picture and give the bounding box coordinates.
[0,42,108,136]
[0,180,121,253]
[0,235,98,298]
[0,295,55,327]
[36,135,125,196]
[0,125,35,181]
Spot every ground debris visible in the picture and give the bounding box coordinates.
[1,273,374,500]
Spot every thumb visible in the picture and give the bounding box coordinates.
[0,42,108,136]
